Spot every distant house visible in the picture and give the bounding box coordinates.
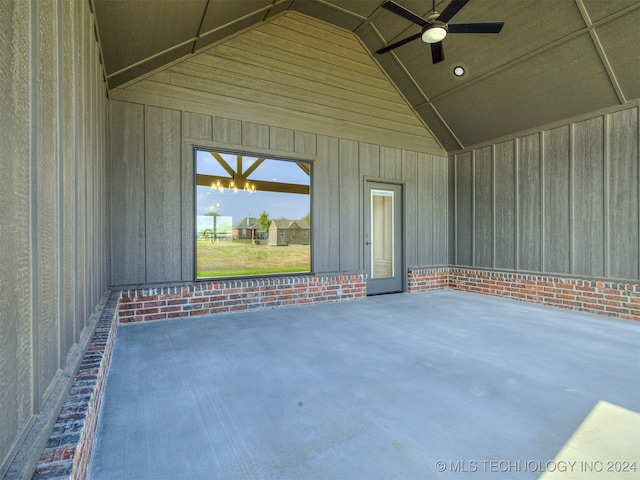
[232,217,267,241]
[268,219,310,246]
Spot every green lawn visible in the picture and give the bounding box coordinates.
[196,240,310,278]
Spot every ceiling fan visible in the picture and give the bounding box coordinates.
[376,0,504,64]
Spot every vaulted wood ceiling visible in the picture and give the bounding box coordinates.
[94,0,640,151]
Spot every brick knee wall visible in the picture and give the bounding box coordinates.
[117,273,367,324]
[32,268,637,479]
[407,266,639,321]
[32,293,119,480]
[407,267,449,292]
[31,273,366,479]
[448,268,640,320]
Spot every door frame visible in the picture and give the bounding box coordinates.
[363,177,406,294]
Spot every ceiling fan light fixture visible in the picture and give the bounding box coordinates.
[422,22,447,43]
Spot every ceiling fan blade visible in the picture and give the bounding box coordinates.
[438,0,469,23]
[381,0,428,27]
[448,22,504,34]
[376,32,422,54]
[431,41,445,64]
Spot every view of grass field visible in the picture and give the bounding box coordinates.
[196,241,310,278]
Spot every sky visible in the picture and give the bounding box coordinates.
[195,150,310,224]
[197,187,310,220]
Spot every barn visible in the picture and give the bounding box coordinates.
[268,219,311,246]
[1,0,639,478]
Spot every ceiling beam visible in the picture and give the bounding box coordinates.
[196,3,275,48]
[193,0,213,54]
[105,37,197,81]
[243,158,265,178]
[196,174,309,195]
[210,152,236,177]
[574,0,626,104]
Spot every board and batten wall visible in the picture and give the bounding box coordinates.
[108,11,448,287]
[0,0,109,477]
[108,102,449,286]
[451,102,639,282]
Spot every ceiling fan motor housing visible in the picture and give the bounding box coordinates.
[422,21,448,43]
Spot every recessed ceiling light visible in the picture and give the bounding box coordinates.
[453,66,465,77]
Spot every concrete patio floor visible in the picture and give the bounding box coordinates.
[89,290,640,479]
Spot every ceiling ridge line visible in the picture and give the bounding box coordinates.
[196,3,275,44]
[574,0,626,104]
[106,38,197,80]
[285,4,361,40]
[263,0,285,23]
[276,7,368,46]
[428,26,591,104]
[313,0,367,22]
[286,0,368,44]
[192,0,212,53]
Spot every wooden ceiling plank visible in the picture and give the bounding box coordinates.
[113,81,445,154]
[154,66,427,133]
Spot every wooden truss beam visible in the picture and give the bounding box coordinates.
[196,173,309,195]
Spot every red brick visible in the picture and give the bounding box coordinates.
[603,306,630,314]
[141,300,166,308]
[119,317,140,323]
[606,294,631,303]
[190,296,210,304]
[160,306,182,313]
[167,298,189,306]
[159,293,182,300]
[119,302,142,311]
[209,306,229,314]
[555,293,578,301]
[135,295,160,302]
[599,299,621,307]
[143,313,167,322]
[53,446,76,461]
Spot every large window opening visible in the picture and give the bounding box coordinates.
[195,149,311,278]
